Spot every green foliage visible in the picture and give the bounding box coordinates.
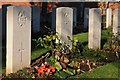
[105,31,120,53]
[63,68,75,76]
[4,68,33,78]
[32,32,58,50]
[53,71,69,78]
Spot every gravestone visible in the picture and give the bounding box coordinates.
[106,8,112,28]
[6,6,31,75]
[31,6,40,33]
[113,9,120,40]
[56,7,73,49]
[52,7,76,33]
[84,8,89,31]
[88,8,102,49]
[0,5,2,75]
[73,8,77,27]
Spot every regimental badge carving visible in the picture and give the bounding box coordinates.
[63,11,70,24]
[18,11,27,28]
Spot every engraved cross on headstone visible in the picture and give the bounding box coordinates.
[18,42,25,62]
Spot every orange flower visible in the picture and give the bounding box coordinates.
[37,65,46,75]
[49,66,55,73]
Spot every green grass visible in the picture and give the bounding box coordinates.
[70,60,120,78]
[73,29,111,47]
[74,29,111,42]
[31,48,50,60]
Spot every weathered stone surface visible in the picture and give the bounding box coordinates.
[6,6,31,75]
[106,8,112,28]
[88,8,102,49]
[113,9,120,40]
[56,7,73,49]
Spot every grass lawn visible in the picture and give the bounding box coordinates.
[31,48,50,60]
[73,29,111,47]
[70,60,120,78]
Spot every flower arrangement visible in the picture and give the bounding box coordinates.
[36,62,55,77]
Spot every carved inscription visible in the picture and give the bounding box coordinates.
[63,11,70,24]
[18,11,27,28]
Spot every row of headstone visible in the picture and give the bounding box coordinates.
[2,5,120,75]
[84,8,113,30]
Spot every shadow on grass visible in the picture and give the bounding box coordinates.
[101,38,107,49]
[82,42,88,47]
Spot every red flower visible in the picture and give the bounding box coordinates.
[49,66,55,73]
[37,63,56,76]
[37,65,46,75]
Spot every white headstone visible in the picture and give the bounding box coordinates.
[56,7,73,48]
[84,8,89,31]
[88,8,102,49]
[113,9,120,40]
[6,6,31,75]
[31,6,40,33]
[106,8,112,28]
[73,8,77,27]
[0,6,2,75]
